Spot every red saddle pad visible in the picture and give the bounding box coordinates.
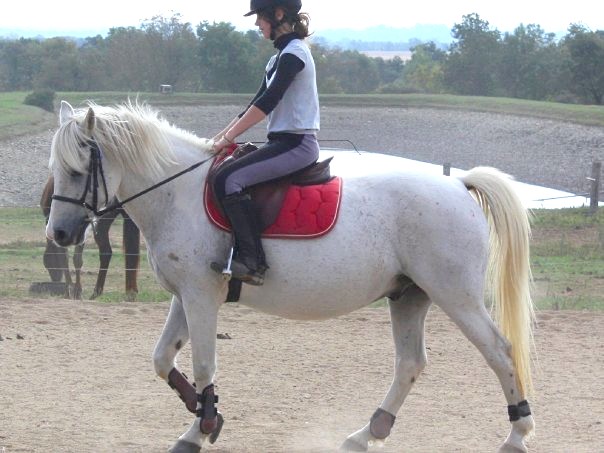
[204,176,343,239]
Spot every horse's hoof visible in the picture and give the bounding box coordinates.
[498,442,527,453]
[168,440,201,453]
[71,285,82,300]
[339,438,368,452]
[207,412,224,444]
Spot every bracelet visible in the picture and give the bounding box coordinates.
[223,134,234,144]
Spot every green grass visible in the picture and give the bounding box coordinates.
[0,212,168,301]
[530,208,604,310]
[0,92,56,140]
[530,206,604,227]
[0,206,602,309]
[2,91,604,141]
[0,207,45,245]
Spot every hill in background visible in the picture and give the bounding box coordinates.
[313,24,452,50]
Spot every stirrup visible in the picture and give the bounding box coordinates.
[211,261,264,286]
[210,247,265,286]
[210,247,234,281]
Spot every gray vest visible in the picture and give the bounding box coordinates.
[265,39,320,134]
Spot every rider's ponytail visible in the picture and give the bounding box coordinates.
[292,12,310,39]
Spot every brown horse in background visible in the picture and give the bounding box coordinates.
[41,176,140,300]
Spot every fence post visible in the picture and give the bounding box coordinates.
[443,162,451,176]
[589,161,601,215]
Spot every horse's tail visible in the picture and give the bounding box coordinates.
[461,167,535,397]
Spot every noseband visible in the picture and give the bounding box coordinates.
[51,139,112,217]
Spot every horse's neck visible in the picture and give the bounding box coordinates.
[116,138,212,246]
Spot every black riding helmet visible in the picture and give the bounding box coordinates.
[244,0,302,17]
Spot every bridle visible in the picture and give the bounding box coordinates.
[51,139,110,217]
[51,137,217,218]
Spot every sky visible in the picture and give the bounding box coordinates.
[2,0,604,36]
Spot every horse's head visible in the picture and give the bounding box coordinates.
[46,101,123,246]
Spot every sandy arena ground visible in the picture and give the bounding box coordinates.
[1,297,603,452]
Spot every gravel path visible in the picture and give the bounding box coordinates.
[1,104,603,207]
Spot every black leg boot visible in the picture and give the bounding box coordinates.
[221,192,267,286]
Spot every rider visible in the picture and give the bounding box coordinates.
[211,0,320,286]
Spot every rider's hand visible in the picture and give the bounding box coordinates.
[212,136,232,153]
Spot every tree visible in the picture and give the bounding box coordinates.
[401,42,446,93]
[374,56,405,86]
[141,14,201,91]
[0,38,41,90]
[309,43,343,94]
[78,36,111,91]
[197,22,259,92]
[498,24,560,100]
[318,49,380,93]
[562,25,604,104]
[33,38,81,91]
[444,13,501,96]
[105,26,151,91]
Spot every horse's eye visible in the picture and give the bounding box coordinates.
[69,170,83,177]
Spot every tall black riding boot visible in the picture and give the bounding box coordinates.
[221,192,267,286]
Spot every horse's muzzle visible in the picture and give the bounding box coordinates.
[49,218,90,247]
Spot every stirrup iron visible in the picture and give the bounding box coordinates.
[211,247,234,281]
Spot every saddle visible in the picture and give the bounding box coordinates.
[207,143,335,231]
[206,143,339,302]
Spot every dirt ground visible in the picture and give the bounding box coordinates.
[1,297,603,453]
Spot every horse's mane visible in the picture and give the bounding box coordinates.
[50,101,214,178]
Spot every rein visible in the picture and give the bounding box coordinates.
[98,153,216,217]
[52,138,217,217]
[52,137,356,218]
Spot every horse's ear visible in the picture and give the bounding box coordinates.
[59,100,75,125]
[83,107,96,133]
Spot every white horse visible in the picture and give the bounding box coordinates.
[46,101,536,452]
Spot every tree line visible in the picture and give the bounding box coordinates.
[1,13,603,104]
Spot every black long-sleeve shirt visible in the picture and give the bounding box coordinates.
[240,33,305,118]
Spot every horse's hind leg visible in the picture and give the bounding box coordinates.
[435,297,534,452]
[341,286,431,452]
[152,296,197,413]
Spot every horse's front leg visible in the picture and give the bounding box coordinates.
[153,296,197,412]
[169,294,222,453]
